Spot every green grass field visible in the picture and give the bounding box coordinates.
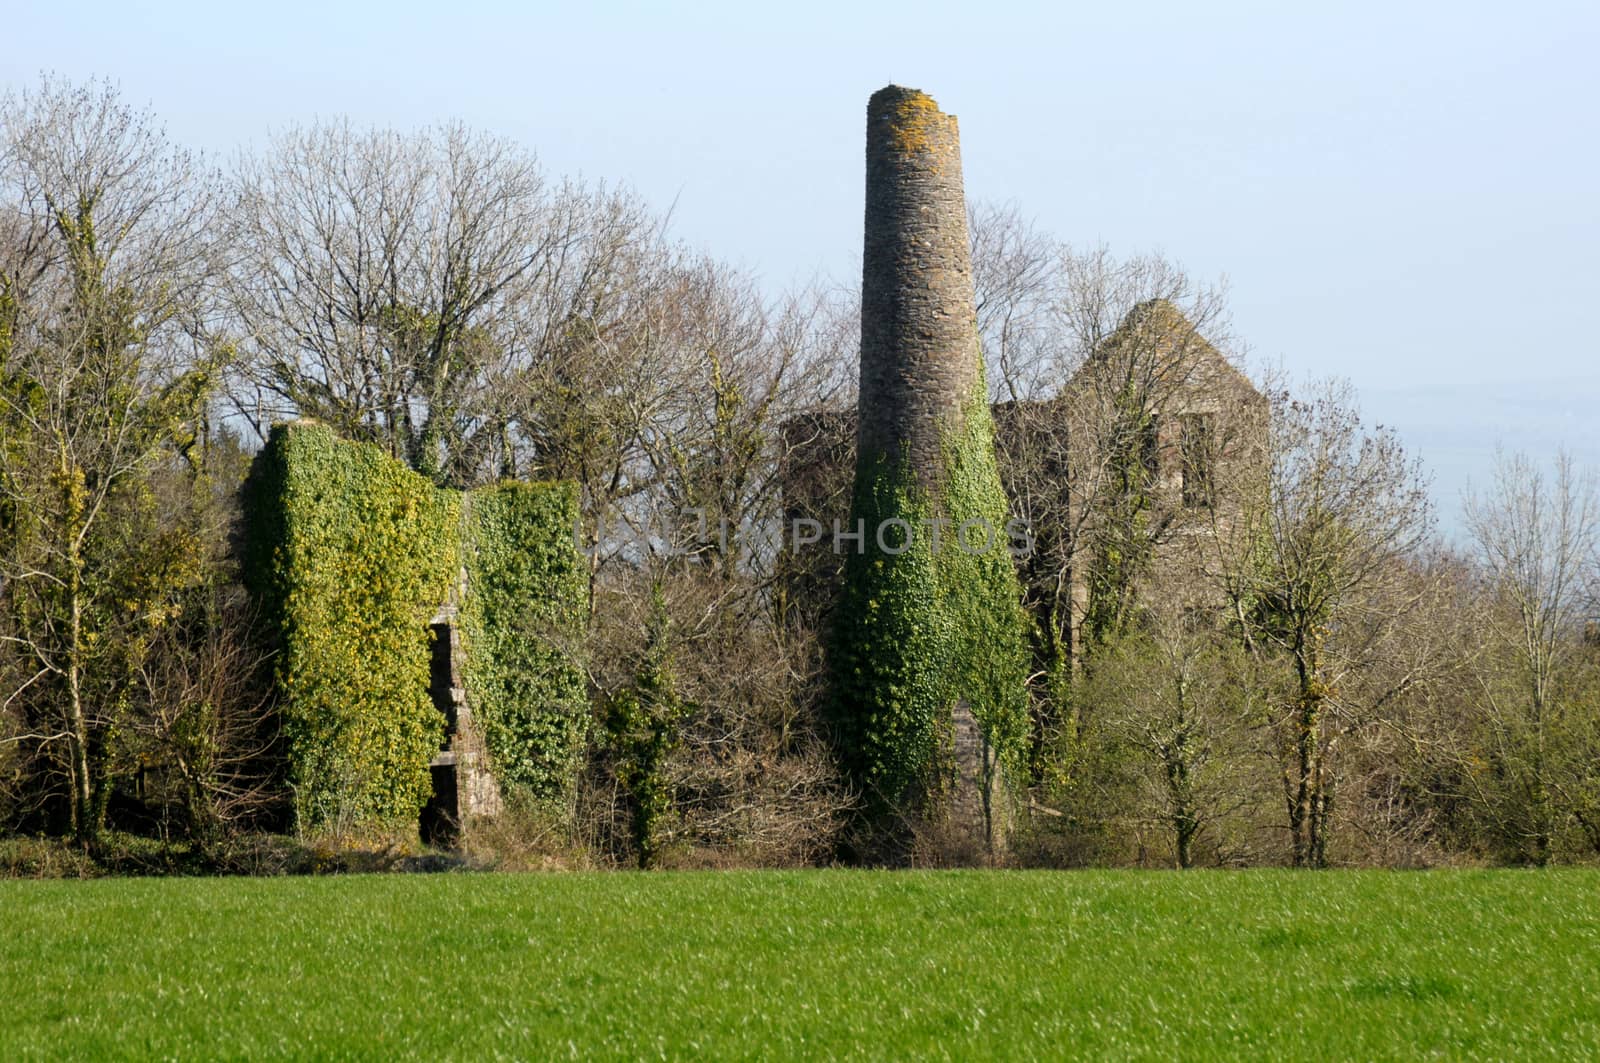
[2,870,1597,1059]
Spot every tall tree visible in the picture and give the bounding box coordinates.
[1220,381,1434,867]
[0,77,217,843]
[225,120,661,488]
[1457,451,1600,863]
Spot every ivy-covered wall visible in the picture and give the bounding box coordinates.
[244,423,460,829]
[244,423,588,831]
[460,482,588,803]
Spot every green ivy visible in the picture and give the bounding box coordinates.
[243,423,589,832]
[1082,385,1158,652]
[829,354,1030,813]
[244,423,460,830]
[937,385,1032,780]
[602,586,686,868]
[459,481,588,804]
[828,463,947,802]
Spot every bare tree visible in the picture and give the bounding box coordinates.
[538,256,859,868]
[1452,450,1600,863]
[969,201,1059,404]
[640,272,855,581]
[579,566,850,868]
[128,597,281,844]
[1216,380,1435,867]
[1084,590,1263,868]
[225,120,664,488]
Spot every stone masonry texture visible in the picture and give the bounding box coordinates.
[857,86,1007,856]
[858,86,981,490]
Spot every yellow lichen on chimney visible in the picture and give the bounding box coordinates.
[888,91,946,155]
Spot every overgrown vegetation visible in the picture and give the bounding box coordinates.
[600,587,688,867]
[242,423,460,830]
[2,78,1598,873]
[243,426,591,831]
[460,482,588,802]
[829,355,1030,829]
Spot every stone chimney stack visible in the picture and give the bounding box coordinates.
[835,87,1025,859]
[858,86,981,489]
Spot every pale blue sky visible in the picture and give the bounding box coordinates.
[7,0,1597,533]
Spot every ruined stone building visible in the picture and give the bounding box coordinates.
[786,84,1269,858]
[995,298,1267,662]
[243,423,586,839]
[786,291,1266,677]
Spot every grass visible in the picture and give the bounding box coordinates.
[2,870,1597,1059]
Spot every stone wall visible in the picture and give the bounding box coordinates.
[420,590,502,843]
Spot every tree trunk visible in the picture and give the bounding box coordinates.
[1288,648,1325,868]
[1166,744,1197,869]
[56,448,98,849]
[66,539,93,847]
